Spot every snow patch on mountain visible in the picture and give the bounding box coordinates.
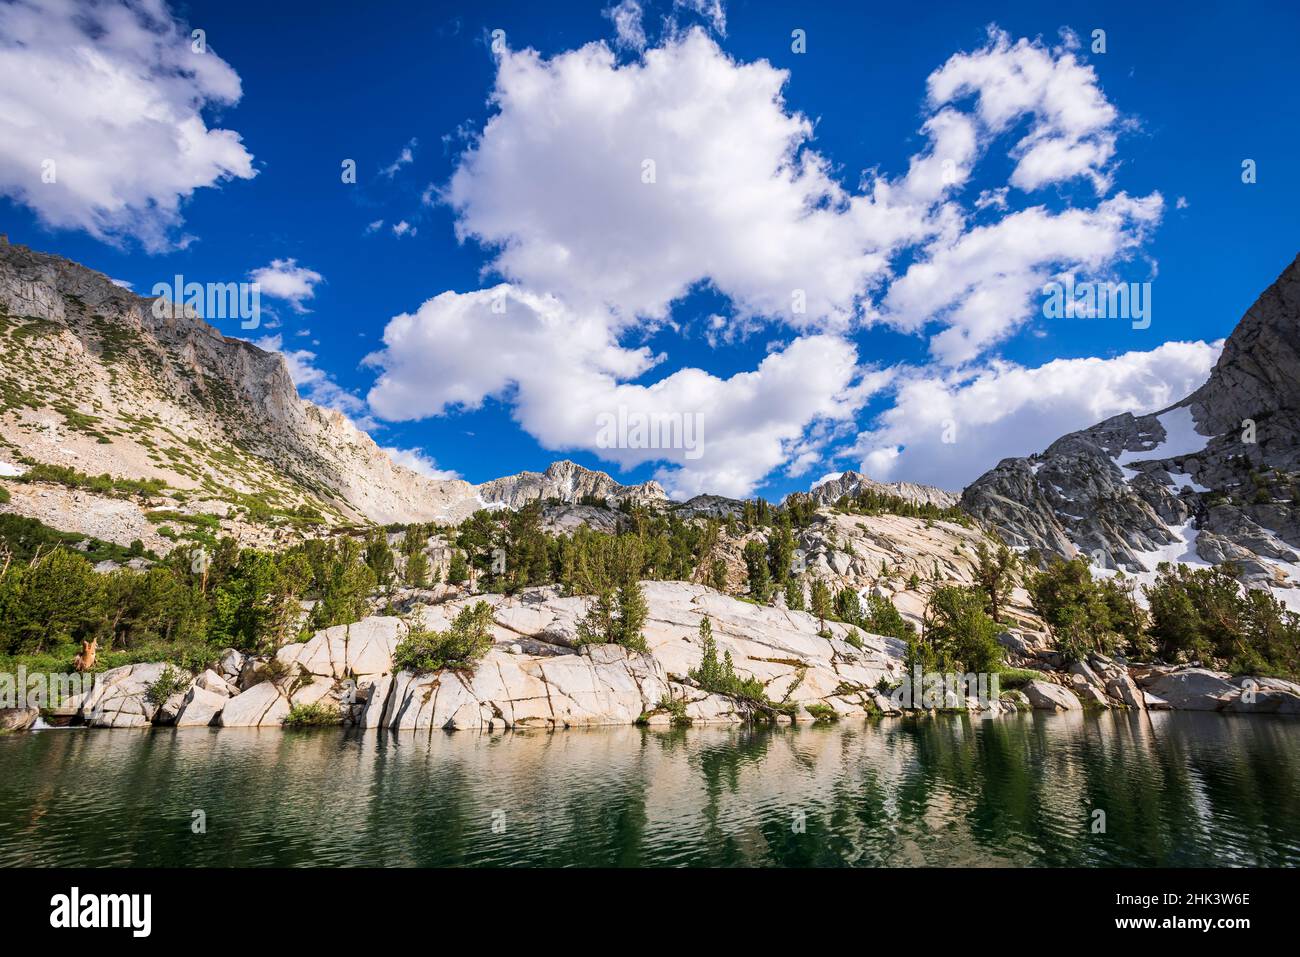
[1113,406,1209,468]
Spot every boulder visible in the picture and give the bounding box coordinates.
[0,707,38,732]
[1022,679,1082,712]
[1143,691,1172,710]
[218,649,247,684]
[871,691,902,716]
[275,616,407,680]
[82,663,191,728]
[1133,665,1185,686]
[174,686,228,728]
[996,630,1035,658]
[1074,683,1112,708]
[154,688,191,726]
[1222,688,1300,715]
[1232,675,1300,696]
[1105,673,1146,710]
[1130,664,1179,688]
[194,669,238,697]
[1068,660,1106,692]
[1000,690,1032,712]
[219,681,289,727]
[1146,668,1237,711]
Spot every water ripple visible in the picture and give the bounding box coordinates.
[1,711,1298,867]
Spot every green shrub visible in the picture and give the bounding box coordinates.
[996,667,1041,690]
[283,702,342,727]
[863,593,917,642]
[0,513,144,564]
[0,483,9,505]
[646,693,691,727]
[394,601,495,673]
[145,665,188,706]
[15,462,166,498]
[915,585,1003,674]
[688,617,769,704]
[804,702,838,722]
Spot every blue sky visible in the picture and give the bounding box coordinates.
[1,0,1297,500]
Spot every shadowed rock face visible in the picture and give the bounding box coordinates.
[962,253,1300,598]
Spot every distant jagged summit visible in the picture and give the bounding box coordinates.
[804,470,960,509]
[963,253,1300,603]
[476,459,668,509]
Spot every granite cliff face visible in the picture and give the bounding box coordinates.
[0,242,670,544]
[963,253,1300,606]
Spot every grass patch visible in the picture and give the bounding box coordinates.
[0,513,151,564]
[804,702,839,722]
[996,667,1043,690]
[283,702,343,727]
[14,462,166,499]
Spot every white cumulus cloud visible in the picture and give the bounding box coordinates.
[248,258,323,313]
[373,23,1171,496]
[851,339,1223,490]
[0,0,255,250]
[364,286,879,499]
[381,446,461,481]
[604,0,646,50]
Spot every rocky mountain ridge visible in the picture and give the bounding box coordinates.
[963,252,1300,609]
[476,459,668,509]
[806,470,960,509]
[0,241,674,545]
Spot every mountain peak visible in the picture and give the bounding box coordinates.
[478,460,668,508]
[962,251,1300,603]
[804,470,959,509]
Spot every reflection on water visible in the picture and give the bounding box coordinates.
[1,711,1298,867]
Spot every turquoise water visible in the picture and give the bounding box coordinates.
[1,711,1298,867]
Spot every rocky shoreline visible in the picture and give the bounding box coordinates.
[4,581,1297,733]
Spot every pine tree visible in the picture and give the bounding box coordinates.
[743,538,771,602]
[364,531,395,589]
[577,585,618,645]
[406,550,429,587]
[767,511,796,585]
[709,557,728,594]
[973,541,1018,623]
[689,616,722,688]
[784,577,805,611]
[834,586,862,625]
[615,576,649,653]
[810,577,833,629]
[447,549,469,585]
